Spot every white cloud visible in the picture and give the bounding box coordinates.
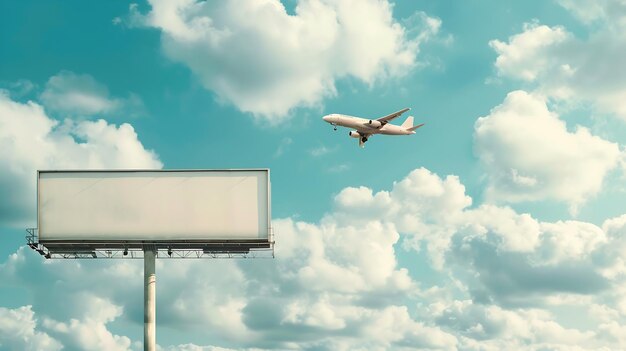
[462,205,542,253]
[474,90,622,212]
[0,256,140,350]
[490,23,570,82]
[391,168,472,224]
[360,306,457,350]
[0,91,162,226]
[42,295,133,351]
[276,218,413,294]
[5,167,626,349]
[556,0,626,26]
[40,71,144,117]
[0,217,443,350]
[490,18,626,119]
[323,168,618,308]
[430,300,601,351]
[538,220,607,264]
[0,306,62,351]
[596,214,626,279]
[0,180,441,350]
[156,259,253,342]
[131,0,440,121]
[447,213,611,306]
[389,168,472,268]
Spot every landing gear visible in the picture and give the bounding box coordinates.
[359,136,368,148]
[332,123,337,131]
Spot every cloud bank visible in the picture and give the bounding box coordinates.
[2,167,626,350]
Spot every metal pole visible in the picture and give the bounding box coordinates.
[144,250,156,351]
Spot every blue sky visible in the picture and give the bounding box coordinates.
[2,0,626,350]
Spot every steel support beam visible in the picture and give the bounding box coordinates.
[144,250,156,351]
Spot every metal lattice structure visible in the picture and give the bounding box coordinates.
[27,228,274,259]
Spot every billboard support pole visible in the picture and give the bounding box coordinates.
[144,249,156,351]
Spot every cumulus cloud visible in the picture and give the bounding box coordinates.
[0,91,162,226]
[429,300,597,350]
[0,219,447,350]
[447,219,610,306]
[331,168,472,268]
[5,167,626,349]
[0,306,62,351]
[490,15,626,119]
[40,71,144,117]
[327,168,617,308]
[130,0,440,121]
[490,23,570,82]
[596,214,626,280]
[474,90,623,212]
[0,167,455,349]
[42,295,133,351]
[328,169,477,274]
[329,171,626,314]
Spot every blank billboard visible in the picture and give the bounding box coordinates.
[38,170,270,243]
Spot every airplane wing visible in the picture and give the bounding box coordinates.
[376,108,410,123]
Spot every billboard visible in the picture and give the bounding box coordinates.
[37,170,270,250]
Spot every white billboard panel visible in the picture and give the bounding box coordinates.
[38,170,270,242]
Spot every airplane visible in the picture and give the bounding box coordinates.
[322,108,424,148]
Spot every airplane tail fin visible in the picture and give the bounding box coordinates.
[401,116,414,129]
[408,123,425,132]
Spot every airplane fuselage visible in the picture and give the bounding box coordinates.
[322,114,415,135]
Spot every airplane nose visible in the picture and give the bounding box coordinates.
[322,115,330,122]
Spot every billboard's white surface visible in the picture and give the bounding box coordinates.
[38,170,270,242]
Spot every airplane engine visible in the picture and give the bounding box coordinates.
[368,119,382,128]
[348,131,361,138]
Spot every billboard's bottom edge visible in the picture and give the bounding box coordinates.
[39,239,272,251]
[27,228,275,259]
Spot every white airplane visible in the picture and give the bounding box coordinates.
[322,108,424,148]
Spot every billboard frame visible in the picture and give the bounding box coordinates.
[27,168,275,350]
[29,169,273,259]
